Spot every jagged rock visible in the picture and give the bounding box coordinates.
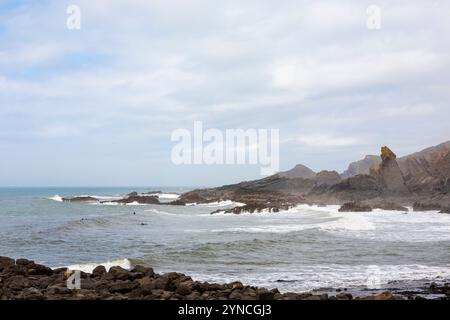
[398,141,450,194]
[439,207,450,214]
[338,202,372,212]
[372,146,410,196]
[63,196,99,203]
[341,155,382,179]
[413,202,442,211]
[315,170,341,186]
[126,192,138,197]
[318,174,382,200]
[168,199,186,206]
[112,195,160,205]
[372,201,408,212]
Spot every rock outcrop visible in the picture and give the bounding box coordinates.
[338,202,372,212]
[315,170,341,186]
[398,141,450,194]
[341,155,382,179]
[371,146,410,196]
[112,195,160,205]
[278,164,316,179]
[63,196,99,203]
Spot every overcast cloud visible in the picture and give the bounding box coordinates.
[0,0,449,186]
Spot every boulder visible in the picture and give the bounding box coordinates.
[92,265,107,277]
[374,292,395,300]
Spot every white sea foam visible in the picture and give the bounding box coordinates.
[207,204,450,242]
[187,264,450,293]
[48,195,63,202]
[145,208,178,216]
[187,200,246,207]
[151,193,180,200]
[64,258,132,273]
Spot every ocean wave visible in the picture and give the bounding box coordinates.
[64,258,132,273]
[48,195,63,202]
[185,264,450,293]
[212,204,450,242]
[145,208,179,216]
[149,193,180,200]
[187,200,246,207]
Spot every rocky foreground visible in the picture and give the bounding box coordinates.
[1,257,449,300]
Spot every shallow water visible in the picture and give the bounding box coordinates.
[1,187,450,294]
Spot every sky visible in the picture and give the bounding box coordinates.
[0,0,449,187]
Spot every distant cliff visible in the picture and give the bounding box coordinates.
[176,141,450,211]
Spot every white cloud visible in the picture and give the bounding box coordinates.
[298,134,361,147]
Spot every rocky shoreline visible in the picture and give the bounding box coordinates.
[1,257,449,300]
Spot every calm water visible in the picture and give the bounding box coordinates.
[1,187,450,294]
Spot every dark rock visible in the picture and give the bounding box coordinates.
[338,202,372,212]
[92,265,107,277]
[176,283,193,296]
[27,263,53,276]
[0,256,15,270]
[335,292,353,300]
[109,281,138,294]
[131,265,154,277]
[168,200,186,206]
[413,202,442,211]
[372,202,408,212]
[439,207,450,214]
[374,292,395,300]
[63,196,99,203]
[112,195,160,205]
[16,258,33,266]
[52,267,68,274]
[108,266,132,281]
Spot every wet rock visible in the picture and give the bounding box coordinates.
[374,292,395,300]
[108,266,132,281]
[335,292,353,300]
[113,195,160,205]
[131,265,154,277]
[46,284,72,295]
[152,276,169,290]
[63,196,99,203]
[439,207,450,214]
[92,265,107,277]
[413,202,441,211]
[372,201,409,212]
[0,256,15,271]
[27,263,53,276]
[176,283,193,296]
[109,281,138,294]
[338,202,372,212]
[6,275,30,290]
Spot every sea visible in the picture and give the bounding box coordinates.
[1,187,450,297]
